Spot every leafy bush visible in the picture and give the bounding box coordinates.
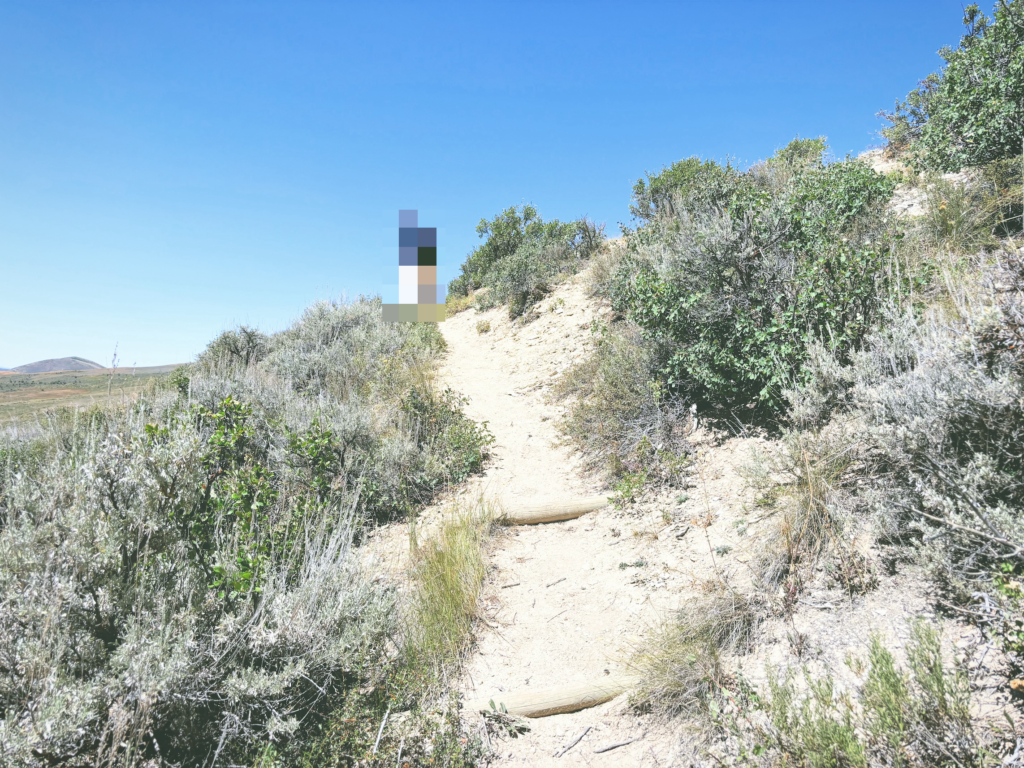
[0,400,392,767]
[630,156,736,223]
[763,667,865,767]
[448,205,605,318]
[0,297,491,767]
[194,324,270,371]
[881,1,1024,171]
[610,139,898,412]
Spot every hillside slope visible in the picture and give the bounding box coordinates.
[12,356,104,373]
[431,260,1019,765]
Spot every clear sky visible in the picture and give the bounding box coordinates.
[0,1,968,368]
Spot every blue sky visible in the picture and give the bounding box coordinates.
[0,1,967,367]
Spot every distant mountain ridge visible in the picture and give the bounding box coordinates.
[12,357,105,373]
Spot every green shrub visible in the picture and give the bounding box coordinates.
[0,398,395,766]
[448,205,605,318]
[764,667,866,767]
[301,689,486,768]
[881,1,1024,171]
[194,324,270,371]
[630,156,736,223]
[448,204,548,297]
[611,140,898,412]
[782,251,1024,666]
[612,469,648,507]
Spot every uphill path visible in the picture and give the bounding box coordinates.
[437,279,686,767]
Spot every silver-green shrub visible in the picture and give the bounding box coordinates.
[0,297,490,767]
[784,250,1024,664]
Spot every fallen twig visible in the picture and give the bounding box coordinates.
[554,726,591,757]
[372,707,390,755]
[546,577,566,588]
[594,732,644,753]
[547,609,567,623]
[937,599,989,619]
[797,598,836,611]
[479,714,491,750]
[501,582,521,589]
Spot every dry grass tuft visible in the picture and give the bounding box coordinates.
[630,583,758,722]
[446,292,477,316]
[406,500,497,682]
[748,425,865,603]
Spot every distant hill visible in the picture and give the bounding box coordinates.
[12,357,105,374]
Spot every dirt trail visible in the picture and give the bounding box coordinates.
[435,279,705,766]
[425,270,978,766]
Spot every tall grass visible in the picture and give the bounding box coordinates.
[407,502,496,682]
[301,500,498,768]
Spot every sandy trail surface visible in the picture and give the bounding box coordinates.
[436,282,693,767]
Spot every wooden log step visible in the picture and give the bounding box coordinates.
[500,495,609,525]
[464,675,635,718]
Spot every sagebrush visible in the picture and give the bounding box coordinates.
[0,297,492,767]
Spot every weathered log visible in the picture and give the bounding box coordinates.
[500,496,609,525]
[464,675,634,718]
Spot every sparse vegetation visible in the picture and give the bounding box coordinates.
[916,163,1022,255]
[446,291,476,316]
[751,623,984,767]
[0,367,178,423]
